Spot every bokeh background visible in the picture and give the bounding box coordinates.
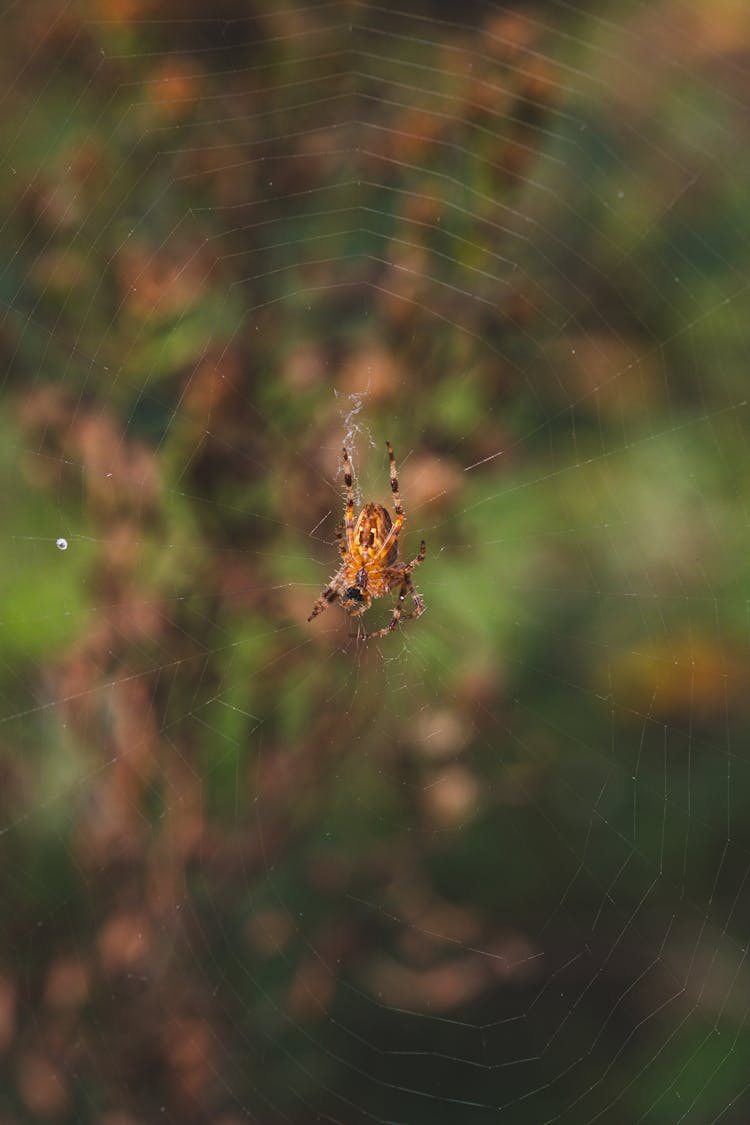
[2,1,750,1122]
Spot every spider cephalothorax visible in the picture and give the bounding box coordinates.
[308,442,426,638]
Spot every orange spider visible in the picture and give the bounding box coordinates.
[307,441,426,638]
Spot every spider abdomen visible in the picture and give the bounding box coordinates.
[354,504,398,566]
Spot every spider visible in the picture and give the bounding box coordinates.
[307,441,426,638]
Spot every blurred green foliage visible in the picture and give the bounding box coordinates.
[1,2,750,1123]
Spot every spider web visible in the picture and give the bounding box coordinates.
[2,2,750,1122]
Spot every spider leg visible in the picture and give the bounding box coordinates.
[366,576,425,638]
[400,573,426,621]
[365,573,425,639]
[404,540,426,573]
[335,521,347,559]
[307,575,343,622]
[343,446,355,552]
[364,579,409,638]
[372,441,405,561]
[386,440,404,543]
[387,440,402,520]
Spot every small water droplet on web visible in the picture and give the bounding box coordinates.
[56,537,68,551]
